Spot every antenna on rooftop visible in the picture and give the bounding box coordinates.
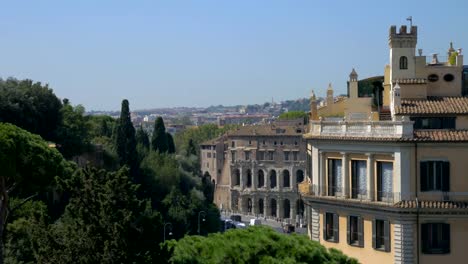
[406,16,413,28]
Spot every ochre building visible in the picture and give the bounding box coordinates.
[299,24,468,264]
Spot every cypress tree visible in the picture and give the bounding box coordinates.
[151,117,168,153]
[167,133,175,154]
[136,125,150,149]
[187,139,197,157]
[115,99,137,172]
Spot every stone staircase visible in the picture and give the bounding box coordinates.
[379,109,392,121]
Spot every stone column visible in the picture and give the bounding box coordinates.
[264,197,270,217]
[239,167,244,190]
[319,151,326,196]
[252,165,257,191]
[265,169,270,190]
[341,152,349,198]
[238,196,243,213]
[277,198,284,219]
[291,201,297,223]
[366,153,375,201]
[251,196,257,215]
[277,169,282,192]
[291,167,297,191]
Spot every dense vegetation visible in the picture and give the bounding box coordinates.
[166,226,358,264]
[0,77,356,263]
[278,110,309,123]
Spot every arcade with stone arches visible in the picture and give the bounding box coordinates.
[237,194,306,223]
[231,166,306,191]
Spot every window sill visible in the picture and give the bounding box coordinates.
[325,238,338,243]
[374,247,389,252]
[422,250,450,255]
[348,241,363,248]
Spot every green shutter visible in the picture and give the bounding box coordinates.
[358,217,364,247]
[384,220,391,252]
[442,223,451,254]
[333,213,339,243]
[347,216,351,245]
[372,219,376,249]
[420,161,428,191]
[442,162,450,192]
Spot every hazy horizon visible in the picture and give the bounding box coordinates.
[1,0,467,111]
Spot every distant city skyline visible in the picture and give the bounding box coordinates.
[1,0,467,111]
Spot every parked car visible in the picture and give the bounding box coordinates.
[283,224,295,234]
[250,219,262,226]
[230,215,242,222]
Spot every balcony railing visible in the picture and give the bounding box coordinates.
[308,120,414,139]
[298,183,401,205]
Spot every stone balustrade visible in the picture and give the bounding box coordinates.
[309,120,414,139]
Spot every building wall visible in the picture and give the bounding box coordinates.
[319,209,394,264]
[317,98,346,117]
[399,83,427,99]
[416,144,468,200]
[456,116,468,129]
[424,66,463,97]
[418,217,468,264]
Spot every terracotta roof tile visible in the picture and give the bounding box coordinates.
[394,200,468,209]
[228,125,304,137]
[395,97,468,115]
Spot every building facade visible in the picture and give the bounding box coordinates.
[299,24,468,264]
[201,122,308,224]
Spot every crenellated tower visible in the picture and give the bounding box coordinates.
[389,25,417,81]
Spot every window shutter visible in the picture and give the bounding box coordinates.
[333,213,339,243]
[323,215,327,241]
[442,223,450,254]
[442,162,450,192]
[421,223,428,253]
[384,220,390,252]
[346,216,351,245]
[372,219,376,249]
[358,217,364,247]
[420,162,428,191]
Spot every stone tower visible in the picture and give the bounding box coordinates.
[326,83,334,107]
[349,68,358,98]
[389,25,417,81]
[309,90,318,121]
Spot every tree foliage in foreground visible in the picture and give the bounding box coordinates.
[166,226,359,264]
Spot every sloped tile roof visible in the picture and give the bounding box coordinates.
[227,125,304,137]
[395,97,468,115]
[395,200,468,209]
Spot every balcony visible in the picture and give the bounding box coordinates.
[308,120,414,139]
[298,183,401,206]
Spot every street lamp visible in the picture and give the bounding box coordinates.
[197,211,206,235]
[163,222,173,243]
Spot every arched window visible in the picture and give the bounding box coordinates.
[283,170,290,188]
[400,56,408,69]
[270,170,277,188]
[296,170,304,184]
[246,169,252,188]
[233,169,240,186]
[258,170,265,188]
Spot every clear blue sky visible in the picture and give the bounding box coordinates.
[1,0,467,111]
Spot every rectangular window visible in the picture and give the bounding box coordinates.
[293,151,298,161]
[410,117,456,129]
[207,153,212,158]
[324,212,339,243]
[268,151,274,161]
[231,151,236,163]
[377,162,393,201]
[257,151,265,161]
[231,141,235,148]
[347,216,364,247]
[373,219,390,252]
[284,151,290,161]
[420,161,450,192]
[421,223,450,254]
[213,153,216,158]
[327,159,342,196]
[351,160,367,199]
[245,151,250,161]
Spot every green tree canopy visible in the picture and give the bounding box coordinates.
[152,117,169,153]
[278,110,308,120]
[166,226,358,264]
[0,78,62,141]
[0,122,71,262]
[114,99,137,175]
[136,125,150,150]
